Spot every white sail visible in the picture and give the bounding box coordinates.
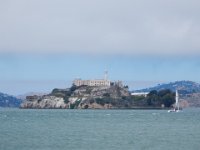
[168,90,180,112]
[175,90,179,110]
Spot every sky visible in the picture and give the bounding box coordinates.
[0,0,200,95]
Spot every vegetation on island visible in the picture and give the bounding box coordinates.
[145,89,175,107]
[88,89,175,108]
[51,84,175,108]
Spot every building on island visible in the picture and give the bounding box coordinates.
[26,95,41,101]
[131,92,149,97]
[73,71,111,87]
[73,79,111,87]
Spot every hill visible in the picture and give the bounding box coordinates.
[0,92,22,107]
[135,81,200,94]
[135,81,200,107]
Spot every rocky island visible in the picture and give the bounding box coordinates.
[20,73,176,109]
[20,83,175,109]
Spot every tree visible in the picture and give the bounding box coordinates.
[70,84,77,92]
[158,89,171,97]
[145,89,175,107]
[147,90,158,96]
[161,94,175,107]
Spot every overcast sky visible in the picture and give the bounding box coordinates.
[1,0,200,55]
[0,0,200,95]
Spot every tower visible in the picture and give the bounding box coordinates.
[104,70,108,80]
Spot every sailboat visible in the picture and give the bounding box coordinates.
[168,90,180,112]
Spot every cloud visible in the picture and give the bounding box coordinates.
[0,0,200,56]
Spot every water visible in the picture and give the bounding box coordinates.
[0,108,200,150]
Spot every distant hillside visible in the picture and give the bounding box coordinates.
[134,81,200,107]
[135,81,200,94]
[0,92,22,107]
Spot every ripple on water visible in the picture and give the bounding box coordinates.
[0,108,200,150]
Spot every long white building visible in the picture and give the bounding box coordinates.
[73,79,111,87]
[73,71,111,87]
[131,92,149,97]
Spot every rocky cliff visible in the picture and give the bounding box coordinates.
[20,95,67,109]
[20,84,130,109]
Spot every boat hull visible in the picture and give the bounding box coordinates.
[168,109,180,113]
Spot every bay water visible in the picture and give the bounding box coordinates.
[0,108,200,150]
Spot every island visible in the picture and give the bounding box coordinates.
[20,78,175,109]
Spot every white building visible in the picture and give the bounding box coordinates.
[131,92,149,97]
[73,79,110,87]
[73,71,111,87]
